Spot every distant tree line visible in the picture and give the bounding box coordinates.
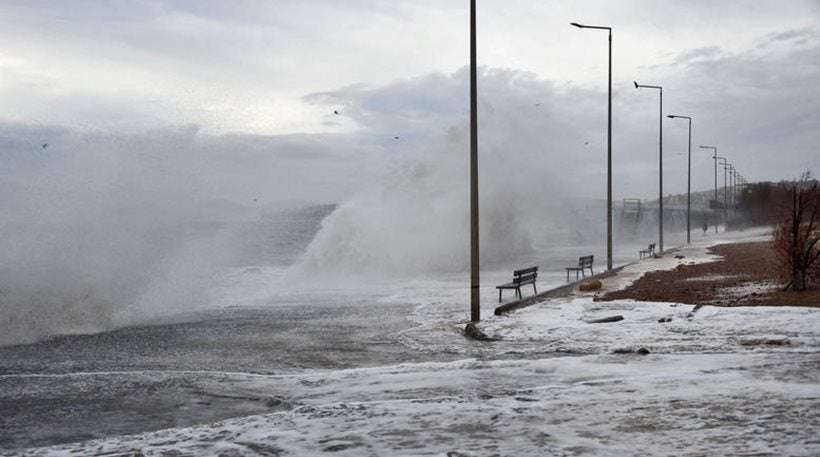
[735,176,820,227]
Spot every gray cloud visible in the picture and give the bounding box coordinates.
[766,27,817,43]
[670,46,725,66]
[5,0,817,135]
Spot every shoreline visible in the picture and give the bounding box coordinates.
[495,226,820,313]
[602,240,820,308]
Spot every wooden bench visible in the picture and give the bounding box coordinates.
[639,243,656,259]
[496,266,538,302]
[566,255,594,281]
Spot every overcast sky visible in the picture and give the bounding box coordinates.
[1,0,819,199]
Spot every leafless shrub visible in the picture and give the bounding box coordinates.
[772,172,820,291]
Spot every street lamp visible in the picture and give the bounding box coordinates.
[735,170,740,208]
[634,81,664,252]
[736,171,741,205]
[571,21,613,270]
[734,167,738,208]
[717,157,729,217]
[469,0,480,321]
[667,114,693,243]
[734,168,740,207]
[699,145,718,233]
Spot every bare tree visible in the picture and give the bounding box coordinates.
[772,172,820,291]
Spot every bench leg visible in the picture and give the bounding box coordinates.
[533,283,537,295]
[516,287,521,299]
[499,289,502,303]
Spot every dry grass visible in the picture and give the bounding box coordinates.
[601,241,820,307]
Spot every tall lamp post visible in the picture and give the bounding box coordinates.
[469,0,480,322]
[571,21,613,270]
[699,145,718,233]
[736,174,741,203]
[737,171,741,204]
[717,157,729,221]
[667,114,693,243]
[634,81,664,252]
[736,170,741,206]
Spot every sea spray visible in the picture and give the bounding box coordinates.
[289,67,695,282]
[0,126,351,346]
[289,126,538,280]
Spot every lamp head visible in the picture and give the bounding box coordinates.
[570,22,583,28]
[633,81,639,89]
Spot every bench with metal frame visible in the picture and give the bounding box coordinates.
[566,255,594,281]
[496,266,538,302]
[639,243,656,259]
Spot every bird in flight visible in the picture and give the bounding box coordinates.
[42,143,48,149]
[333,110,340,115]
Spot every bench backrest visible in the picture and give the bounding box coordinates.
[513,266,538,284]
[579,255,594,268]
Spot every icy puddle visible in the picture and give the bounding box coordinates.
[12,300,820,457]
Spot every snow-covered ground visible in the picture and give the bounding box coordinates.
[9,227,820,456]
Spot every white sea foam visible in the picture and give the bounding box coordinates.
[18,316,819,456]
[17,230,817,457]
